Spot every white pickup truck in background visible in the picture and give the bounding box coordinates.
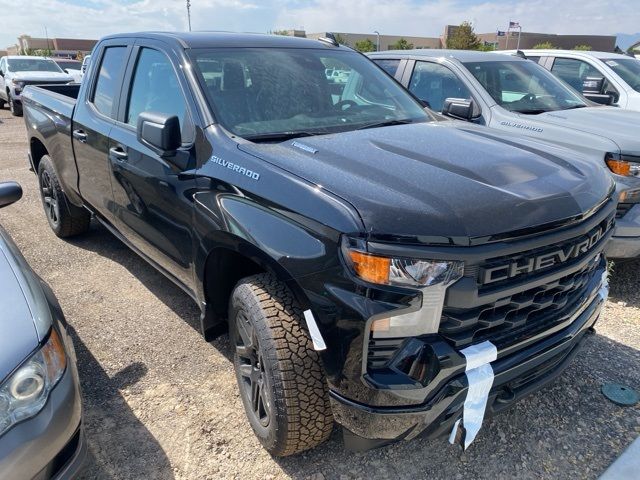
[504,50,640,112]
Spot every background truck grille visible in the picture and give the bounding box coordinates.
[439,257,601,348]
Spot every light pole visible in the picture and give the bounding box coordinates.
[44,26,51,55]
[186,0,192,32]
[374,31,380,51]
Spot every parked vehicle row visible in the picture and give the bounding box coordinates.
[16,32,619,463]
[369,49,640,259]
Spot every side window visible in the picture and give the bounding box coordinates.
[126,48,190,142]
[91,46,128,118]
[551,57,606,90]
[408,61,472,112]
[374,59,401,77]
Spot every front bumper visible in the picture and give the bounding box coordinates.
[329,276,605,449]
[0,325,85,480]
[606,204,640,258]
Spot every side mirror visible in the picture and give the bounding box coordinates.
[0,181,22,208]
[582,76,605,94]
[581,76,615,105]
[137,111,181,157]
[442,98,475,121]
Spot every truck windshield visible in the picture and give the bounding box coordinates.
[189,48,429,140]
[463,60,588,114]
[7,58,63,73]
[602,58,640,93]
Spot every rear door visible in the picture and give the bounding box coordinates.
[107,39,199,288]
[73,39,132,219]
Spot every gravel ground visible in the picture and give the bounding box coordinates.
[0,106,638,479]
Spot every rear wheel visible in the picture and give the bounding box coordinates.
[0,96,5,109]
[38,155,91,238]
[229,273,333,456]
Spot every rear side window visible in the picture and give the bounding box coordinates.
[91,46,128,118]
[374,59,401,77]
[126,48,188,139]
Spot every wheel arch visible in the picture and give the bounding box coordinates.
[199,236,312,341]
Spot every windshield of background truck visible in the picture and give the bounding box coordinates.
[189,48,429,139]
[7,58,63,73]
[603,58,640,93]
[463,60,588,114]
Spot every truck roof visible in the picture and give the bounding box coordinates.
[369,49,525,63]
[3,55,50,60]
[503,49,633,60]
[101,31,348,50]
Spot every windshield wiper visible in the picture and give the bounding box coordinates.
[511,109,549,115]
[561,105,588,111]
[356,119,415,130]
[243,131,323,143]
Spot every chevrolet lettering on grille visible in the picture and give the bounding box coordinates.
[480,218,614,285]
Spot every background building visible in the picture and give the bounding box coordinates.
[474,31,617,51]
[306,31,441,50]
[3,35,97,58]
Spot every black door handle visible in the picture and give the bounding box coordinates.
[109,146,128,162]
[72,129,87,143]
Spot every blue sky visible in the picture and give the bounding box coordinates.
[0,0,638,49]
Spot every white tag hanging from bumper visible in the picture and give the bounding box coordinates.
[449,340,497,450]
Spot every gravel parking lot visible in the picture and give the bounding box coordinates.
[0,106,638,479]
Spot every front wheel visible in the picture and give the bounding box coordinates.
[8,93,22,116]
[229,273,333,456]
[38,155,91,237]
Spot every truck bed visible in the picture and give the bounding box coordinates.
[21,84,80,120]
[20,84,82,206]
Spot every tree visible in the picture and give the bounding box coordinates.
[389,38,414,50]
[573,44,592,51]
[446,21,481,50]
[533,41,557,49]
[355,38,376,52]
[333,33,348,46]
[272,30,290,36]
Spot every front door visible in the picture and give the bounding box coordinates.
[107,43,198,288]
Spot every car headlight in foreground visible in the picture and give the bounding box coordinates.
[0,329,66,437]
[605,153,640,177]
[342,237,463,338]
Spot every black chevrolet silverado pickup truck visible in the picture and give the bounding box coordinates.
[21,32,616,456]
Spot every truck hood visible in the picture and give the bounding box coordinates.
[533,106,640,153]
[11,71,73,83]
[239,122,613,242]
[0,242,39,382]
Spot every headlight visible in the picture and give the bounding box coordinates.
[605,153,640,177]
[341,237,463,338]
[0,329,66,437]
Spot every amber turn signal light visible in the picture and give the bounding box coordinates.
[606,159,631,176]
[347,250,391,284]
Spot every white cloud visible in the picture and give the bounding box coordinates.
[0,0,637,49]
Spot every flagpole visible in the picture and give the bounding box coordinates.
[516,26,522,50]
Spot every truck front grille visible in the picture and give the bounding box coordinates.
[439,256,601,348]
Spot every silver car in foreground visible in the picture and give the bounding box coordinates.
[0,182,86,479]
[369,49,640,259]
